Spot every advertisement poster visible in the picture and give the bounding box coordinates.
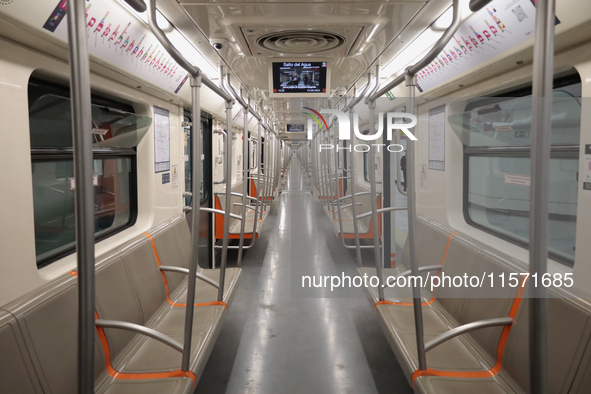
[416,0,557,92]
[42,0,190,94]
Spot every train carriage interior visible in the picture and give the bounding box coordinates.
[1,0,591,393]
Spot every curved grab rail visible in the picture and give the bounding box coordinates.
[337,191,378,202]
[95,319,184,353]
[424,317,513,353]
[199,207,243,221]
[355,206,408,220]
[396,265,443,278]
[215,191,257,202]
[159,265,220,289]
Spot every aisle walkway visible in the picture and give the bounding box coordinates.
[195,157,411,394]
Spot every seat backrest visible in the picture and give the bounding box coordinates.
[351,183,374,229]
[148,216,194,292]
[433,233,494,323]
[215,182,244,217]
[95,236,170,361]
[3,276,106,394]
[459,252,519,360]
[501,294,591,394]
[0,310,42,393]
[400,217,454,289]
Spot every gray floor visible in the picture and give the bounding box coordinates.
[195,158,412,394]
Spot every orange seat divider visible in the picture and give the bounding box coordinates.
[410,275,528,387]
[95,310,197,388]
[392,231,459,307]
[143,232,229,310]
[374,300,396,313]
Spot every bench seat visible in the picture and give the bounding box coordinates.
[0,215,240,394]
[360,216,591,393]
[328,183,381,239]
[215,182,269,240]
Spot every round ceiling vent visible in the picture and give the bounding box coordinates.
[257,31,345,54]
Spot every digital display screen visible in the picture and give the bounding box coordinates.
[272,61,327,94]
[286,124,305,132]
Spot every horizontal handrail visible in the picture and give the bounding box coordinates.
[369,0,462,102]
[424,317,513,353]
[159,265,220,289]
[247,176,273,185]
[338,191,377,202]
[396,265,443,278]
[356,206,407,220]
[342,243,375,249]
[233,203,262,214]
[340,202,362,210]
[95,319,184,353]
[147,0,233,103]
[199,207,242,221]
[214,192,258,202]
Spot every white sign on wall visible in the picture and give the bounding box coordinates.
[42,0,190,94]
[154,106,170,173]
[428,105,446,171]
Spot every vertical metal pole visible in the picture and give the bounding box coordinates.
[276,138,280,189]
[349,110,363,266]
[66,0,95,391]
[319,132,326,204]
[395,119,407,196]
[529,0,554,392]
[237,95,249,266]
[330,128,338,219]
[262,128,270,212]
[263,131,270,209]
[252,124,262,239]
[335,132,346,239]
[182,75,202,371]
[218,100,233,302]
[368,102,384,301]
[323,131,331,207]
[406,73,426,371]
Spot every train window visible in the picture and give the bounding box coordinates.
[28,79,142,268]
[32,158,134,264]
[457,73,581,266]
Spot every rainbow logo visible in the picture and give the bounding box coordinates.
[303,107,329,131]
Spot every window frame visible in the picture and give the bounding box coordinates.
[462,72,581,267]
[29,78,138,269]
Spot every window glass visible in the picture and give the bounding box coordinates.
[467,156,577,264]
[29,82,139,268]
[450,83,581,148]
[464,76,581,266]
[29,94,151,149]
[32,157,133,265]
